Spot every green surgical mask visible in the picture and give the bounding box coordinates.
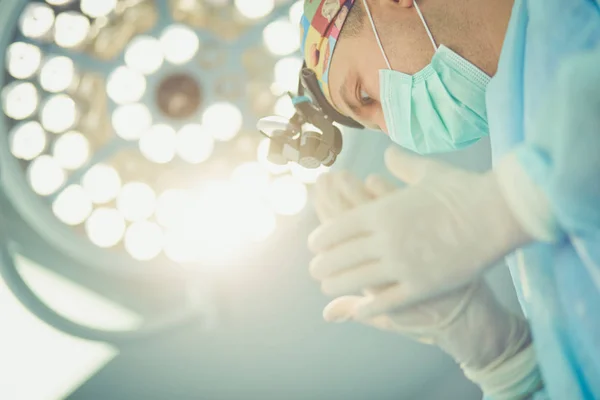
[362,0,491,154]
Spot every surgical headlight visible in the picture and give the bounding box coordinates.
[258,63,364,169]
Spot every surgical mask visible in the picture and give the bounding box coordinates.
[362,0,490,154]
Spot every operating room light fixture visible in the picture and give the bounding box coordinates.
[1,0,324,265]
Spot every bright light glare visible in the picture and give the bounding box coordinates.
[54,12,90,49]
[53,131,90,170]
[266,175,307,215]
[139,125,177,164]
[28,155,66,196]
[274,96,296,118]
[125,222,163,261]
[239,200,277,242]
[9,121,46,161]
[2,82,39,120]
[172,181,247,263]
[52,185,93,226]
[202,102,243,141]
[106,67,147,105]
[289,1,303,26]
[160,25,200,65]
[112,104,152,141]
[290,163,329,184]
[116,182,156,222]
[80,0,117,18]
[257,138,289,175]
[125,36,164,75]
[19,3,55,39]
[41,94,77,134]
[85,208,126,248]
[263,20,300,56]
[176,124,215,164]
[231,162,270,193]
[82,164,122,204]
[40,56,76,93]
[6,42,42,80]
[235,0,274,19]
[274,57,303,93]
[155,189,191,229]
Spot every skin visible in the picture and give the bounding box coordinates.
[328,0,514,132]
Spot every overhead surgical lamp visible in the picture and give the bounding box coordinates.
[0,0,322,344]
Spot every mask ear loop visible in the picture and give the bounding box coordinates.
[413,2,438,51]
[361,0,393,69]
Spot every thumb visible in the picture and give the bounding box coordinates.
[384,146,436,185]
[323,296,362,323]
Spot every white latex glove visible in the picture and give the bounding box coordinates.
[309,147,534,320]
[312,170,543,396]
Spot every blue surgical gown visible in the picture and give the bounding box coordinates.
[486,0,600,398]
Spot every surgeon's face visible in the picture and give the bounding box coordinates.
[328,0,435,133]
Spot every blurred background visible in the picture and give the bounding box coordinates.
[0,1,521,399]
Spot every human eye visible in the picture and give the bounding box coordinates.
[358,87,374,106]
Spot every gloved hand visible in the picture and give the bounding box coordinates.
[312,170,544,399]
[312,169,530,370]
[309,147,534,320]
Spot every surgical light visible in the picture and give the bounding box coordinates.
[85,208,126,248]
[112,103,153,141]
[124,221,164,261]
[263,19,300,56]
[160,25,199,65]
[2,0,314,269]
[9,121,46,161]
[19,3,55,39]
[39,56,76,93]
[274,57,303,94]
[176,124,215,164]
[2,81,39,120]
[116,182,156,222]
[125,36,164,75]
[27,155,66,197]
[202,102,243,142]
[53,11,90,49]
[52,185,93,226]
[40,94,78,134]
[139,124,177,164]
[82,164,122,204]
[52,131,90,170]
[106,66,147,105]
[6,42,42,80]
[235,0,275,19]
[80,0,118,19]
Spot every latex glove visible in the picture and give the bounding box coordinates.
[313,171,543,396]
[309,147,534,320]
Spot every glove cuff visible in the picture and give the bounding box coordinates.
[463,343,543,400]
[494,151,560,243]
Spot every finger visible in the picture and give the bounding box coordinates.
[309,235,380,279]
[365,175,396,197]
[336,171,373,207]
[321,263,393,297]
[323,296,362,322]
[384,146,434,185]
[307,208,370,253]
[353,285,408,321]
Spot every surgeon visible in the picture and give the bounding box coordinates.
[298,0,600,399]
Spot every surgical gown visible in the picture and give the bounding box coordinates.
[486,0,600,398]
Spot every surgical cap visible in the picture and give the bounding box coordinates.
[300,0,356,110]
